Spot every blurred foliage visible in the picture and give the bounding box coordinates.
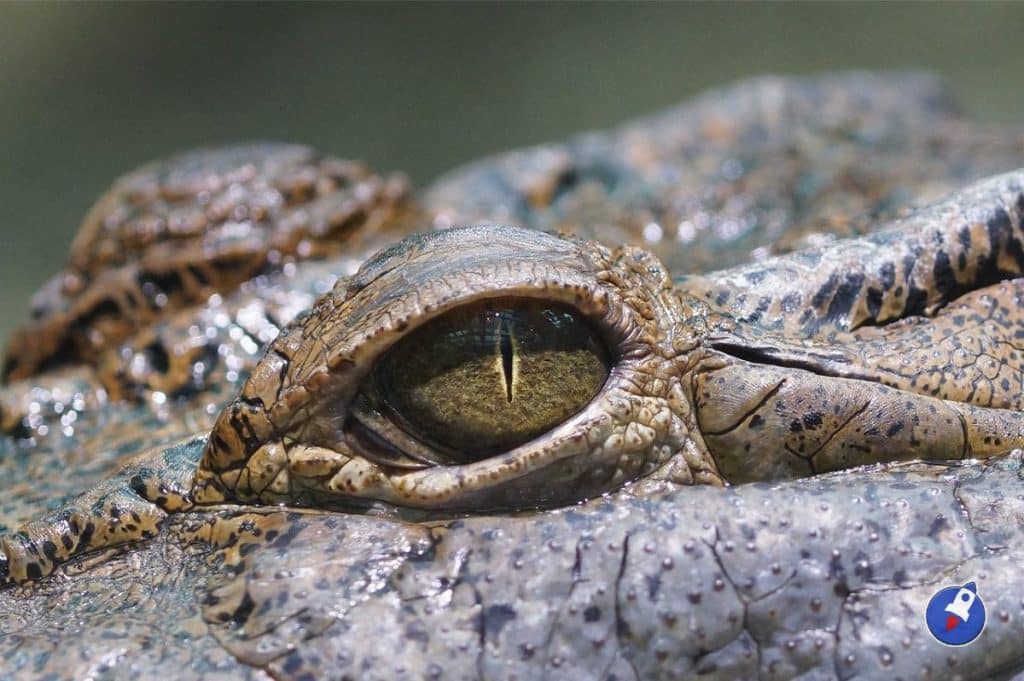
[0,2,1022,346]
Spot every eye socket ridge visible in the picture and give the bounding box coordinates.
[347,296,614,467]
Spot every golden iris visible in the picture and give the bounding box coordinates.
[366,298,610,462]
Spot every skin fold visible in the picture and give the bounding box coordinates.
[1,72,1024,680]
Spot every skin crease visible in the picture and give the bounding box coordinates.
[2,73,1024,679]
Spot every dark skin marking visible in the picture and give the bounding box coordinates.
[866,287,883,318]
[824,272,866,324]
[781,292,801,313]
[879,262,896,290]
[811,273,839,310]
[904,284,928,317]
[483,604,518,638]
[933,250,956,298]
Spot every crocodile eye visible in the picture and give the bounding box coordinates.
[355,298,610,464]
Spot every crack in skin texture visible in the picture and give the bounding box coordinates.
[1,72,1024,679]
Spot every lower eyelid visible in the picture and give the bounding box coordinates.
[346,393,448,468]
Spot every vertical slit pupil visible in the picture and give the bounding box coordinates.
[499,315,514,403]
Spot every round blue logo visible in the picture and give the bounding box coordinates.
[924,581,986,646]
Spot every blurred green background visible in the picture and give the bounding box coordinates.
[1,2,1023,348]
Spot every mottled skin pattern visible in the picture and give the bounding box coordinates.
[2,73,1024,680]
[2,146,411,382]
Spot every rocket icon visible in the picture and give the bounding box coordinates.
[925,579,986,645]
[942,582,978,631]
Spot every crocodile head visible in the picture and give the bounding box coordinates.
[2,72,1024,679]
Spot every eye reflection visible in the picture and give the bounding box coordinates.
[359,298,610,463]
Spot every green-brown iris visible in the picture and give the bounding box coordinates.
[359,298,610,464]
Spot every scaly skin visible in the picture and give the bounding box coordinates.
[196,176,1024,511]
[1,72,1024,679]
[1,144,413,382]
